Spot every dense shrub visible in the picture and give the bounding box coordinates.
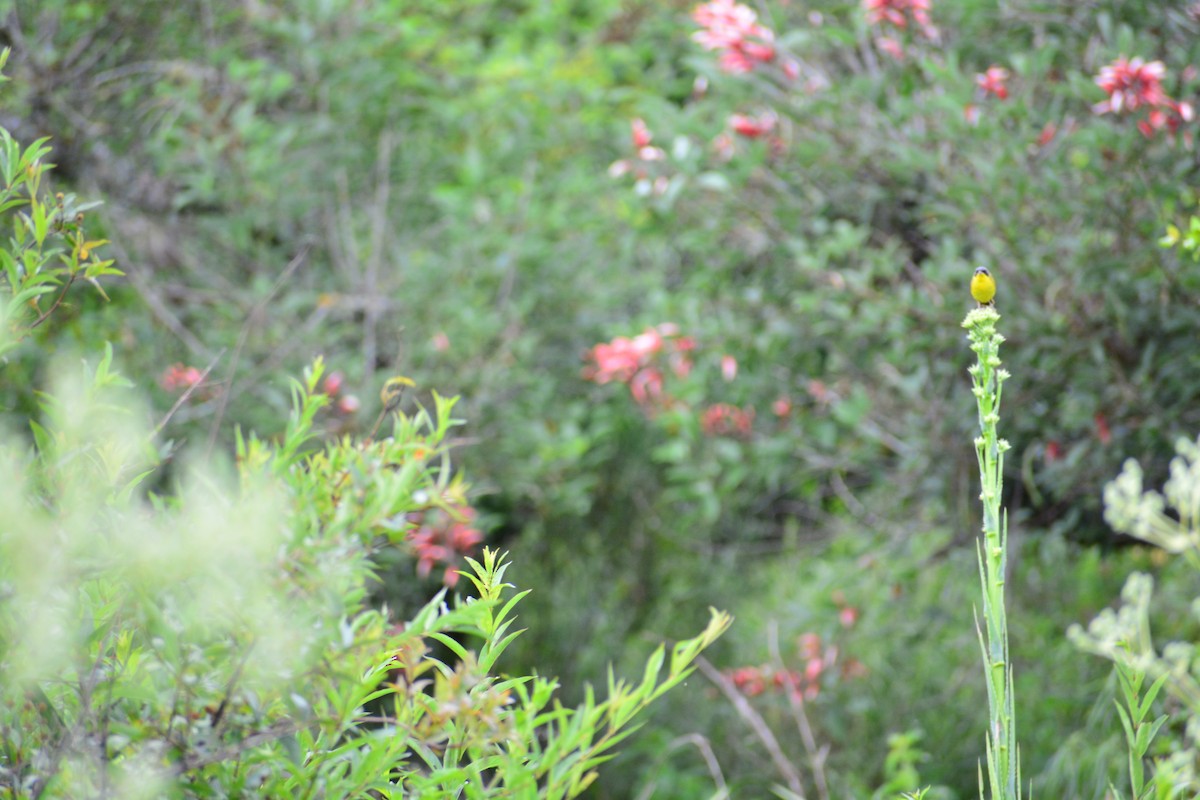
[0,92,729,797]
[5,0,1200,795]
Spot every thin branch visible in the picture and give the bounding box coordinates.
[27,274,76,330]
[695,655,805,797]
[103,228,209,356]
[768,621,830,800]
[171,719,304,776]
[150,348,225,439]
[633,732,729,800]
[362,130,394,383]
[203,245,309,456]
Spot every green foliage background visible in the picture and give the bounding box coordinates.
[4,0,1200,796]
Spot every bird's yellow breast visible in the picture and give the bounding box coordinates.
[971,269,996,305]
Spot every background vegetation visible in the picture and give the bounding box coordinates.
[3,0,1200,797]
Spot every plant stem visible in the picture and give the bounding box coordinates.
[963,306,1021,800]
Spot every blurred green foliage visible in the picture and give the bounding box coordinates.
[4,0,1200,795]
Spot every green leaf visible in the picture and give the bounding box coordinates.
[428,632,471,663]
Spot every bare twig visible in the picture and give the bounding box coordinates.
[362,130,394,383]
[27,275,76,330]
[172,719,303,775]
[104,229,209,356]
[151,348,225,439]
[204,245,309,456]
[633,733,728,800]
[695,655,805,797]
[768,621,830,800]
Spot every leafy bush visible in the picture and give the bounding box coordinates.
[0,102,730,798]
[7,1,1200,797]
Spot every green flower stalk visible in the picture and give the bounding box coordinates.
[963,306,1022,800]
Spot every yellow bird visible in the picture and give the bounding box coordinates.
[970,266,996,307]
[379,375,415,413]
[366,375,416,442]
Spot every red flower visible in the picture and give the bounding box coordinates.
[159,364,203,393]
[1094,413,1112,445]
[1036,122,1058,148]
[976,66,1009,100]
[839,605,860,628]
[865,0,935,37]
[729,666,766,696]
[407,505,484,588]
[876,36,905,61]
[1138,100,1195,139]
[1093,57,1168,114]
[631,118,653,149]
[1093,57,1193,143]
[1045,440,1062,463]
[584,324,695,412]
[610,118,671,190]
[629,367,665,405]
[772,397,792,418]
[701,403,754,437]
[584,338,644,384]
[692,0,777,74]
[729,111,778,139]
[322,371,344,396]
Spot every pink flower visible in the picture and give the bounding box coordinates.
[692,0,777,74]
[730,666,766,696]
[631,118,653,149]
[159,364,203,392]
[876,36,905,61]
[608,159,633,178]
[585,338,643,384]
[720,354,738,381]
[807,379,830,405]
[337,395,361,415]
[407,505,484,588]
[584,324,696,411]
[701,403,754,437]
[1036,121,1058,147]
[976,66,1009,100]
[865,0,935,37]
[1093,57,1168,114]
[1093,57,1193,142]
[1138,100,1194,139]
[772,397,792,418]
[432,331,451,352]
[323,371,344,396]
[729,111,778,139]
[611,119,675,191]
[629,367,664,405]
